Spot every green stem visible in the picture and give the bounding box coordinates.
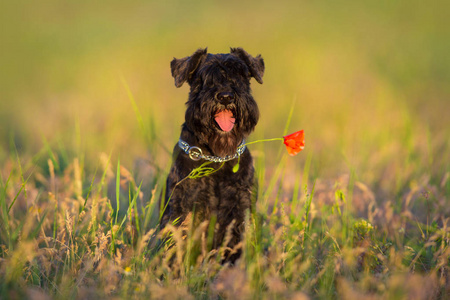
[244,138,283,146]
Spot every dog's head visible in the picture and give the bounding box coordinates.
[171,48,264,157]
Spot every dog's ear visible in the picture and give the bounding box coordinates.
[171,48,208,88]
[231,47,264,84]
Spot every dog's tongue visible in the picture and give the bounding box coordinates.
[215,109,235,132]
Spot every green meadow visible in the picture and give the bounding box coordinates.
[1,0,449,299]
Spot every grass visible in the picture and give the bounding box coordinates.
[0,111,449,299]
[1,0,450,298]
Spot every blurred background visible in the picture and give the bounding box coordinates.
[1,0,449,191]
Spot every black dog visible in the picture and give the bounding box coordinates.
[160,48,264,262]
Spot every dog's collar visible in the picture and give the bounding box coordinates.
[178,139,246,162]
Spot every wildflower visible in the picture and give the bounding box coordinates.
[283,130,305,156]
[124,266,132,276]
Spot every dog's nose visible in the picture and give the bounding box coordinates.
[217,92,235,104]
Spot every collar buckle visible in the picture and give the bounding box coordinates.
[188,146,203,161]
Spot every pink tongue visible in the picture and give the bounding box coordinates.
[215,110,235,132]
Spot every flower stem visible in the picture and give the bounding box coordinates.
[244,138,283,146]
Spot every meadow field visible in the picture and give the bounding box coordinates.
[1,0,449,299]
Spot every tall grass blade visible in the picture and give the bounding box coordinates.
[302,151,312,190]
[290,172,301,221]
[8,185,25,214]
[30,210,49,239]
[1,172,12,249]
[304,180,316,233]
[283,97,296,136]
[115,158,120,225]
[120,76,146,137]
[1,172,12,215]
[97,151,112,198]
[262,155,287,211]
[82,164,98,211]
[41,135,60,173]
[119,181,143,230]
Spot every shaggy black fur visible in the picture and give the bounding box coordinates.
[160,48,264,262]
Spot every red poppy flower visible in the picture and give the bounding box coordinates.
[283,130,305,156]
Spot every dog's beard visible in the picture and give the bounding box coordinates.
[208,131,241,158]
